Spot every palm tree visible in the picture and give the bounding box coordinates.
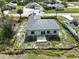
[17,9,23,20]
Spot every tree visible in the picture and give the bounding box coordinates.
[17,9,23,20]
[6,0,11,3]
[0,16,15,44]
[44,0,56,4]
[2,17,14,39]
[1,7,6,17]
[62,2,68,8]
[0,0,6,17]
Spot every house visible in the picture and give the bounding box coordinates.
[47,4,65,10]
[26,13,61,42]
[23,2,44,16]
[25,2,43,11]
[8,2,17,9]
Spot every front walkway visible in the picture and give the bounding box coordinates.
[37,35,47,42]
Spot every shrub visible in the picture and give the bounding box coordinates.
[41,16,57,19]
[17,2,24,6]
[3,5,11,10]
[12,0,17,3]
[44,6,52,10]
[61,2,68,8]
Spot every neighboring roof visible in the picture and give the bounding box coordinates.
[47,4,64,8]
[26,19,60,31]
[25,2,43,11]
[26,2,40,8]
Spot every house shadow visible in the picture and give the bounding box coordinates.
[46,35,60,41]
[24,36,37,43]
[24,35,60,43]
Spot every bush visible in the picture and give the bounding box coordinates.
[12,0,17,3]
[62,2,68,8]
[44,6,52,10]
[41,16,57,19]
[3,5,11,10]
[17,2,25,6]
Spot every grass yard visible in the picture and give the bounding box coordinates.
[67,2,79,6]
[44,8,79,13]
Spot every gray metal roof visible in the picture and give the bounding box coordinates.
[26,19,60,31]
[25,2,41,8]
[47,4,64,9]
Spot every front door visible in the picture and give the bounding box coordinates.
[41,31,45,35]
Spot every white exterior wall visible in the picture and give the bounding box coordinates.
[56,6,64,10]
[26,30,60,36]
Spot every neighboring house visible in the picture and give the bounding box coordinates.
[25,2,43,11]
[8,2,17,9]
[26,13,60,42]
[47,4,65,10]
[23,2,44,16]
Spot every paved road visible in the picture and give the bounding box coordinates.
[9,13,79,17]
[8,13,79,20]
[43,13,79,16]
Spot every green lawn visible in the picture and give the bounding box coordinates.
[44,8,79,13]
[67,2,79,6]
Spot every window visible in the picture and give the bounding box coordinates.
[47,31,50,34]
[31,31,34,34]
[54,31,57,33]
[41,31,45,35]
